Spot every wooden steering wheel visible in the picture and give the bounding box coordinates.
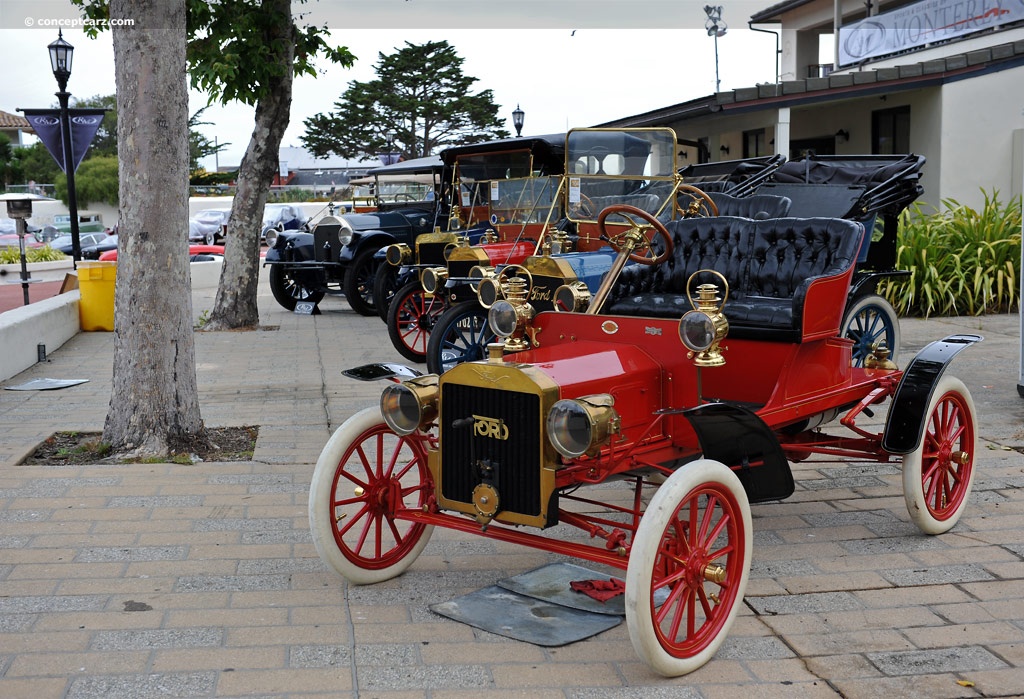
[597,204,674,266]
[676,184,718,218]
[569,193,596,219]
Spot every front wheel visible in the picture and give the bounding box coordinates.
[344,248,380,316]
[387,281,447,363]
[902,375,977,535]
[425,301,495,374]
[625,460,752,677]
[308,407,434,584]
[204,231,216,246]
[373,265,401,322]
[842,295,900,367]
[269,265,325,311]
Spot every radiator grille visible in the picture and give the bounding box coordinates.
[441,383,542,516]
[417,241,449,266]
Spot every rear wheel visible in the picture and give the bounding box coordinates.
[842,295,900,367]
[308,407,434,584]
[902,375,977,535]
[344,248,380,316]
[425,301,495,374]
[626,460,752,677]
[387,281,447,363]
[373,264,401,322]
[269,265,325,311]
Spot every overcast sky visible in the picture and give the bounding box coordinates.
[0,0,781,171]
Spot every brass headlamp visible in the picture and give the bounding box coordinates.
[546,394,620,459]
[553,281,591,313]
[541,228,573,256]
[421,266,448,294]
[477,264,532,310]
[379,374,440,435]
[487,275,534,352]
[678,270,730,367]
[385,243,412,266]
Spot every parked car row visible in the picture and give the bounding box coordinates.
[189,204,310,245]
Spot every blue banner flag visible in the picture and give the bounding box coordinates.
[21,108,106,174]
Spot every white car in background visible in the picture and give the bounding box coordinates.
[189,209,231,245]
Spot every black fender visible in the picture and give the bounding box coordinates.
[263,231,315,264]
[682,402,794,503]
[339,231,395,264]
[342,363,424,382]
[848,269,910,300]
[882,334,983,454]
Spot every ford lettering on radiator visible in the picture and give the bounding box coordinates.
[473,415,510,440]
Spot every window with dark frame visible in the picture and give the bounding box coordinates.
[743,128,766,158]
[872,106,910,154]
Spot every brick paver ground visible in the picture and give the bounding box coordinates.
[1,270,1022,698]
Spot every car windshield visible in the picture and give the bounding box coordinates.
[485,176,561,225]
[195,210,227,222]
[564,128,679,222]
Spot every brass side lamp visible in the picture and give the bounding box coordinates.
[678,270,730,367]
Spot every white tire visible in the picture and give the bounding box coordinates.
[902,375,977,535]
[626,459,752,676]
[308,407,434,584]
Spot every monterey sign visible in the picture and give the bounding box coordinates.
[838,0,1023,66]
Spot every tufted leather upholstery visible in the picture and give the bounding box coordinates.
[605,216,864,341]
[708,192,792,219]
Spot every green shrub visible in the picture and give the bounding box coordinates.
[0,245,68,264]
[881,191,1021,317]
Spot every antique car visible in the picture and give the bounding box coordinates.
[375,134,581,365]
[420,129,778,374]
[308,200,979,677]
[372,133,568,342]
[263,155,444,315]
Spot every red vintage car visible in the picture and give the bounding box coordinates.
[308,196,979,676]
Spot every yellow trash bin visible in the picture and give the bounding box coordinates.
[78,261,116,331]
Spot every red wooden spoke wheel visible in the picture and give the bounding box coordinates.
[902,375,977,535]
[309,407,434,584]
[387,280,447,363]
[626,460,751,676]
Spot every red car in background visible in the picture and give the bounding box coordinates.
[98,244,225,261]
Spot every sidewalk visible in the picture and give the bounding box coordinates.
[0,275,1022,698]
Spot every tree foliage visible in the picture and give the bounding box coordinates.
[11,143,61,188]
[301,40,509,160]
[185,0,352,107]
[54,154,119,207]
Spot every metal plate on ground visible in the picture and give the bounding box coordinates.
[430,585,621,647]
[3,378,89,391]
[497,562,628,616]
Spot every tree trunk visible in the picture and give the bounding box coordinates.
[203,0,295,330]
[104,0,208,457]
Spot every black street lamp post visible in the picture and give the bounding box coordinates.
[512,104,524,137]
[48,31,82,265]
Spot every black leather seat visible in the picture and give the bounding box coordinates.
[605,216,864,342]
[708,192,792,219]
